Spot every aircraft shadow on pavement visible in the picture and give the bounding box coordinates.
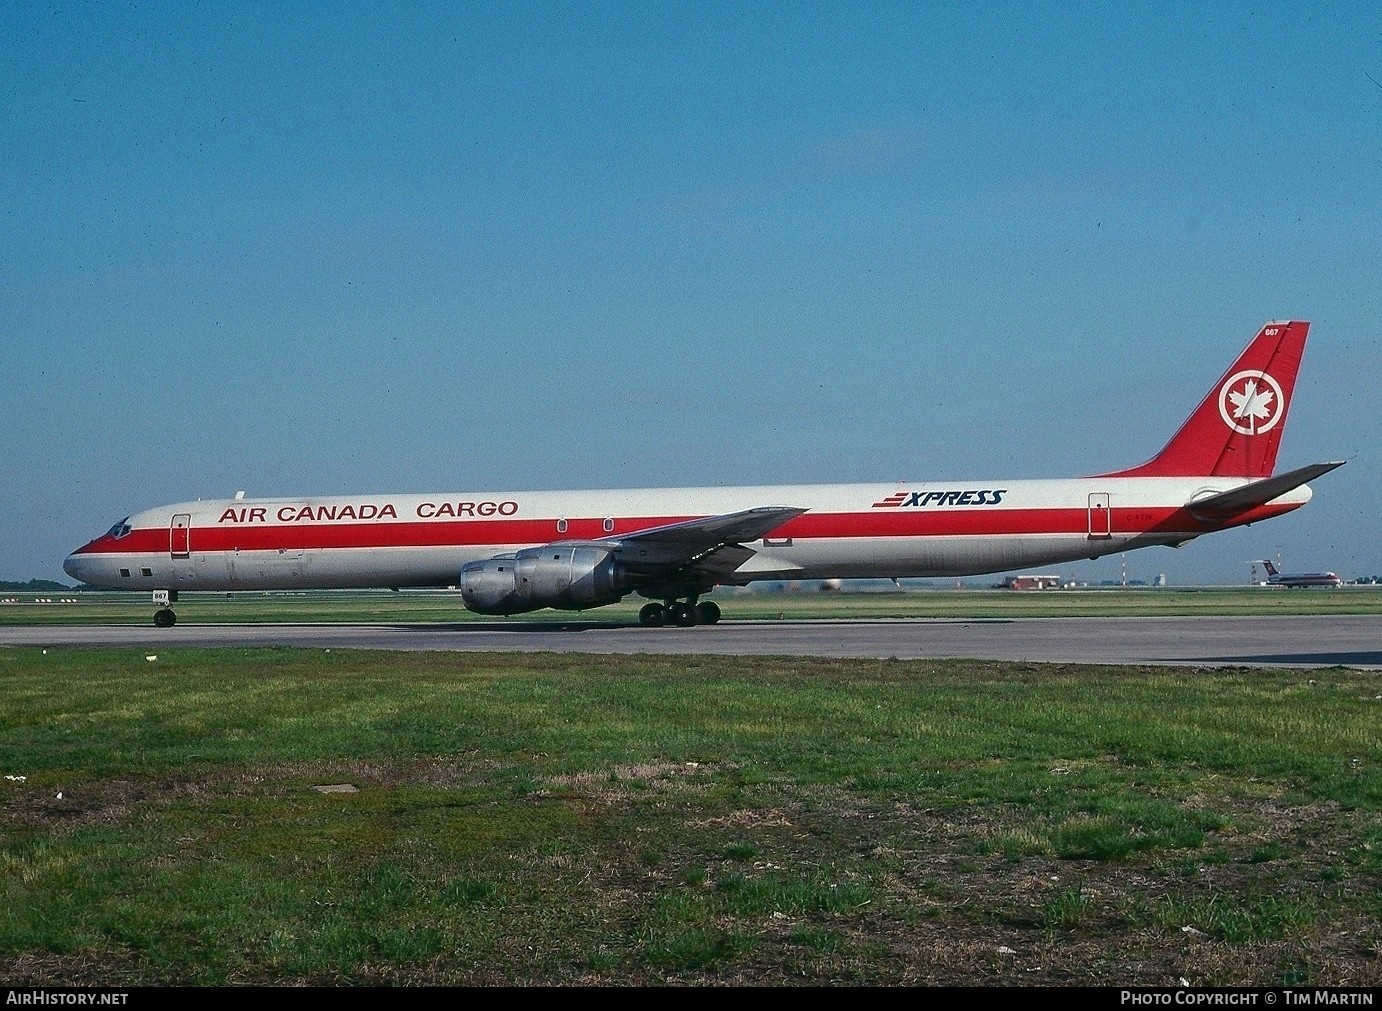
[389,621,637,633]
[389,617,1018,634]
[1195,651,1382,668]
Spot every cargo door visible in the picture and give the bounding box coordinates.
[1087,493,1112,540]
[170,514,192,558]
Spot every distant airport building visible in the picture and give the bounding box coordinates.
[1003,574,1062,590]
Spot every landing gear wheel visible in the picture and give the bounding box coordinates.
[696,600,721,624]
[153,608,177,628]
[639,602,666,627]
[668,602,698,627]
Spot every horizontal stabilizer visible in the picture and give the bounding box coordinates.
[1188,461,1345,517]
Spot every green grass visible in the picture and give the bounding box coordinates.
[1,647,1379,985]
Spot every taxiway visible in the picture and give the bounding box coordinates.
[4,615,1380,669]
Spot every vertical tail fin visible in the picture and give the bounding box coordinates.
[1102,320,1309,479]
[1260,560,1280,577]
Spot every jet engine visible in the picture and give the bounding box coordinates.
[458,545,632,615]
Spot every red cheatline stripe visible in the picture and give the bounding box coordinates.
[72,502,1297,556]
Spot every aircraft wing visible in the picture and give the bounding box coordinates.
[601,506,808,578]
[619,506,806,547]
[1189,461,1346,518]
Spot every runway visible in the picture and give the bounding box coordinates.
[5,614,1381,668]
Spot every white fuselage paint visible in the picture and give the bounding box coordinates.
[63,476,1311,593]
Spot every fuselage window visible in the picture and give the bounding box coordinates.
[603,517,614,533]
[119,568,131,578]
[556,518,568,534]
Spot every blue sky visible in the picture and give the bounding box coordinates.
[3,3,1379,586]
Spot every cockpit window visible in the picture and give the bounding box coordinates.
[106,518,132,539]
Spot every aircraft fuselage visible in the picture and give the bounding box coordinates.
[65,476,1309,593]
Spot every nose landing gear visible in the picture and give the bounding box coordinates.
[152,589,178,627]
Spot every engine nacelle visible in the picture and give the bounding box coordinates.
[458,545,631,615]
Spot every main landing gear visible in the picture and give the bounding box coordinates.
[638,598,721,628]
[152,589,178,628]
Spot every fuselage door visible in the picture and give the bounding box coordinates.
[171,514,192,558]
[1087,493,1112,540]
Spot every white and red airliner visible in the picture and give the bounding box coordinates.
[65,320,1342,627]
[1255,559,1344,588]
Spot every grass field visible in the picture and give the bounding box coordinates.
[3,585,1382,626]
[2,646,1379,986]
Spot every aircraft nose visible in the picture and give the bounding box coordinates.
[63,551,91,584]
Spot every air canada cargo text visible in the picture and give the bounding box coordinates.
[217,501,521,524]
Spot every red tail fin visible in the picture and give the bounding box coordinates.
[1101,320,1309,479]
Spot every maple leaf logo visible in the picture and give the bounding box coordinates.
[1228,379,1275,431]
[1218,370,1285,435]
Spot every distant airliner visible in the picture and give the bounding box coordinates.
[65,320,1344,628]
[1255,559,1343,588]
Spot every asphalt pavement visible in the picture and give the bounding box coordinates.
[4,614,1380,668]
